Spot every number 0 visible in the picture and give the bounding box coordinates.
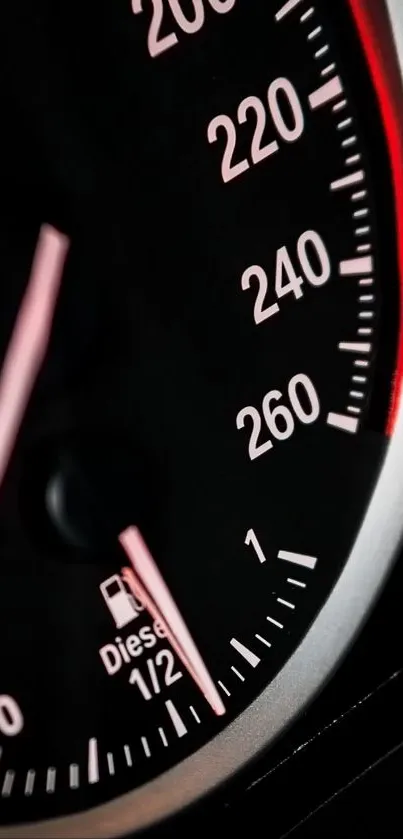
[208,0,236,11]
[0,696,23,737]
[288,374,320,424]
[268,78,304,143]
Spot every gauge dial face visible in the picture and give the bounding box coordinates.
[0,0,402,832]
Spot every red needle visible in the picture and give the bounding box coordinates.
[120,526,226,716]
[0,225,69,489]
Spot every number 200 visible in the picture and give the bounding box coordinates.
[132,0,236,58]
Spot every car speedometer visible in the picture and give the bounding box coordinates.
[0,0,402,835]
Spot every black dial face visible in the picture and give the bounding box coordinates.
[0,0,401,829]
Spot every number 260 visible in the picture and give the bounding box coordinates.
[236,374,320,461]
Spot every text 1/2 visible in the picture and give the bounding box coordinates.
[129,649,182,700]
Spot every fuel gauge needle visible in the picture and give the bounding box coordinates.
[120,526,226,716]
[0,225,69,489]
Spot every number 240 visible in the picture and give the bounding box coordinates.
[242,230,331,325]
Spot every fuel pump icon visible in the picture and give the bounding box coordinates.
[100,574,140,628]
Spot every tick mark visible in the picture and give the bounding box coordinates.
[124,745,133,767]
[88,738,99,785]
[309,76,343,109]
[275,0,303,21]
[327,412,359,433]
[24,770,35,796]
[339,256,373,275]
[339,341,371,353]
[231,666,245,682]
[107,753,115,776]
[1,770,15,798]
[287,578,306,589]
[159,727,168,747]
[230,638,261,668]
[166,700,187,738]
[190,706,201,723]
[255,633,272,648]
[315,45,329,59]
[278,550,317,570]
[307,25,322,41]
[46,767,56,793]
[277,597,295,609]
[218,681,231,697]
[300,8,315,24]
[266,615,284,630]
[331,170,364,191]
[69,764,79,789]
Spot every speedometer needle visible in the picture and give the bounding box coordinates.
[120,526,226,716]
[0,225,69,489]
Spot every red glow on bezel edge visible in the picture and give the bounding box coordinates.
[348,0,403,436]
